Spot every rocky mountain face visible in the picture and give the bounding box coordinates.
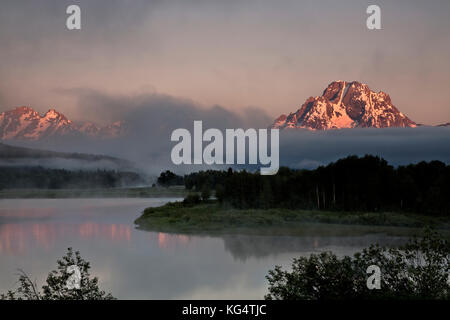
[0,106,125,140]
[272,81,417,130]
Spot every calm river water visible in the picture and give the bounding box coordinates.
[0,198,407,299]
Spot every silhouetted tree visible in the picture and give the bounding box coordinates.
[157,170,184,187]
[1,248,115,300]
[265,229,450,300]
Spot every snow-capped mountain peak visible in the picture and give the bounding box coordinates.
[272,81,417,130]
[0,106,125,141]
[43,108,68,121]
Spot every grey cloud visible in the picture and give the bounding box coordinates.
[27,89,272,175]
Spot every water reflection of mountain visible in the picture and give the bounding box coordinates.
[145,230,409,261]
[220,234,408,261]
[0,222,131,254]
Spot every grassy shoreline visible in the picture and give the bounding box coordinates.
[0,187,189,199]
[134,201,450,237]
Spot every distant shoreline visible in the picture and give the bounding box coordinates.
[0,187,189,199]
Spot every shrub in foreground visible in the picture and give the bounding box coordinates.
[265,229,449,300]
[1,248,115,300]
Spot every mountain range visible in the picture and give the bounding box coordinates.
[0,106,125,141]
[0,82,448,142]
[273,81,425,130]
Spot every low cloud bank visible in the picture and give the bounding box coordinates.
[279,127,450,169]
[12,89,450,175]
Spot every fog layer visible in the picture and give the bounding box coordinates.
[10,90,450,175]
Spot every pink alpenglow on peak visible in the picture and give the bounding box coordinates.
[272,81,417,130]
[0,106,126,140]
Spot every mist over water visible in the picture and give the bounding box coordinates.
[0,198,408,299]
[4,90,449,176]
[12,99,450,175]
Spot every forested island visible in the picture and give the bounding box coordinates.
[136,155,450,234]
[158,155,450,215]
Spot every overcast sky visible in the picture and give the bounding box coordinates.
[1,0,449,125]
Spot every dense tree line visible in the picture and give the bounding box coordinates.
[157,170,184,187]
[160,155,450,215]
[0,167,144,189]
[184,170,230,190]
[156,169,229,189]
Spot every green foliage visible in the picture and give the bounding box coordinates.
[1,248,115,300]
[178,155,450,216]
[265,229,450,300]
[135,202,450,235]
[184,170,229,191]
[157,170,184,187]
[183,193,201,206]
[201,186,211,201]
[215,184,225,203]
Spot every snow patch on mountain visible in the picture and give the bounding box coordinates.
[272,81,417,130]
[0,106,126,141]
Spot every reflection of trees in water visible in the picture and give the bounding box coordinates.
[220,234,408,261]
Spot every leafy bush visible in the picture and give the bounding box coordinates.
[183,193,201,206]
[1,248,115,300]
[265,229,450,300]
[201,186,211,201]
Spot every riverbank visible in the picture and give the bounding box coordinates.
[134,201,450,237]
[0,186,189,199]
